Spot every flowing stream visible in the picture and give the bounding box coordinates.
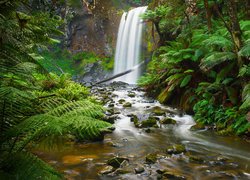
[34,84,250,180]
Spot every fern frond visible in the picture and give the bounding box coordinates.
[200,52,236,71]
[240,83,250,110]
[238,43,250,57]
[46,100,104,118]
[202,35,233,50]
[1,152,62,180]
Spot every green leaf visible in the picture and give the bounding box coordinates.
[238,43,250,57]
[200,52,236,71]
[180,75,192,88]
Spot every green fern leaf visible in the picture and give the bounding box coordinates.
[200,52,236,71]
[238,43,250,57]
[180,75,192,88]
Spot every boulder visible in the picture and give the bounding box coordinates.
[118,99,126,104]
[190,122,205,131]
[128,92,136,97]
[123,102,132,107]
[134,166,145,174]
[160,118,176,124]
[99,166,114,175]
[152,106,166,116]
[145,153,157,164]
[103,115,117,124]
[130,114,139,122]
[140,117,157,128]
[107,157,129,168]
[166,144,186,155]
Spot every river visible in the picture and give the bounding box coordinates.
[34,83,250,179]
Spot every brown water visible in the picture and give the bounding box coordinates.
[33,85,250,180]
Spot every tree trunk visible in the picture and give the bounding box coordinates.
[227,0,243,68]
[204,0,212,31]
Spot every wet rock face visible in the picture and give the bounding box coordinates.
[66,0,120,55]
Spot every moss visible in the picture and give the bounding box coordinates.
[145,153,157,164]
[166,144,186,155]
[123,102,132,107]
[118,99,126,104]
[160,118,176,124]
[190,122,205,131]
[141,117,157,128]
[217,127,234,136]
[152,106,166,116]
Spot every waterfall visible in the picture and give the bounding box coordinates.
[114,6,147,84]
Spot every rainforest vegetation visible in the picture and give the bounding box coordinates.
[0,0,249,179]
[139,0,250,136]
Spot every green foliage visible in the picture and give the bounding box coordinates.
[140,0,250,135]
[0,0,113,178]
[240,84,250,110]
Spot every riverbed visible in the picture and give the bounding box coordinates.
[34,83,250,179]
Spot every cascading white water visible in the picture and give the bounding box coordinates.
[114,6,147,84]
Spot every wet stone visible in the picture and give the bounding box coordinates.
[190,122,206,131]
[118,99,126,104]
[134,166,145,174]
[108,103,115,107]
[103,115,117,124]
[123,102,132,107]
[160,118,177,125]
[128,92,136,97]
[130,114,139,122]
[107,157,129,168]
[162,171,186,180]
[146,153,157,164]
[188,155,204,163]
[140,117,157,128]
[99,165,114,175]
[166,144,186,155]
[152,106,166,116]
[145,128,151,133]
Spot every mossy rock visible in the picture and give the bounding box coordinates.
[141,117,157,128]
[130,114,139,122]
[103,115,117,124]
[108,103,115,107]
[160,118,176,125]
[162,171,186,179]
[188,155,204,163]
[133,118,140,128]
[152,106,166,116]
[99,166,114,175]
[107,157,129,168]
[217,127,234,136]
[118,99,126,104]
[166,144,186,155]
[128,92,136,97]
[145,153,157,164]
[107,108,114,115]
[156,169,186,179]
[190,122,206,131]
[114,167,131,174]
[123,102,132,107]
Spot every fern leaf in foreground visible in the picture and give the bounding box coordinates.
[0,152,62,180]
